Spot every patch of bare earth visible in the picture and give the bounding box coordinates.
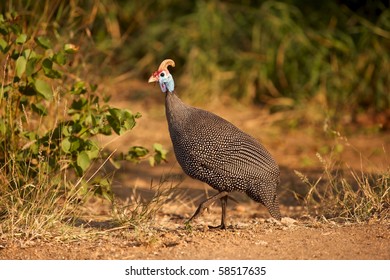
[1,213,389,259]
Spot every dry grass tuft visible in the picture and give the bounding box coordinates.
[295,149,389,223]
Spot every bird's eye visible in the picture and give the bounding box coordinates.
[159,72,165,77]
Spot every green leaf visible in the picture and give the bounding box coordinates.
[148,157,156,167]
[152,143,167,166]
[19,83,37,96]
[85,113,96,127]
[90,84,98,92]
[42,58,53,69]
[70,97,88,110]
[126,146,149,163]
[91,178,113,201]
[34,79,53,100]
[99,125,112,135]
[25,57,38,76]
[77,151,91,171]
[70,81,87,95]
[109,158,121,169]
[31,103,48,116]
[64,43,79,54]
[61,136,82,153]
[53,51,67,65]
[41,58,62,78]
[9,22,21,36]
[44,68,62,79]
[107,108,137,135]
[86,147,99,160]
[0,37,8,52]
[69,122,82,134]
[16,33,27,44]
[61,137,71,153]
[23,49,38,59]
[35,36,52,49]
[0,24,8,36]
[15,56,27,78]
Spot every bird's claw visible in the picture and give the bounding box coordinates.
[208,224,227,230]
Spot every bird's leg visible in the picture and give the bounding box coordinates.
[220,195,228,229]
[186,191,229,226]
[209,195,228,229]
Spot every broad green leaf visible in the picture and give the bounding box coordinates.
[41,58,62,78]
[126,146,149,162]
[9,23,21,35]
[35,36,52,49]
[53,51,67,65]
[70,137,81,152]
[0,25,8,36]
[19,84,37,96]
[15,56,26,78]
[23,49,38,59]
[34,79,53,100]
[64,43,79,54]
[103,95,111,103]
[74,164,83,177]
[70,122,82,134]
[16,33,27,44]
[70,81,87,95]
[70,97,88,110]
[86,147,99,160]
[42,58,53,69]
[85,113,96,127]
[25,57,38,76]
[0,37,8,52]
[90,84,98,92]
[107,108,137,135]
[151,143,167,166]
[60,124,71,137]
[109,158,121,169]
[61,136,81,153]
[61,137,71,153]
[125,112,137,130]
[91,178,113,201]
[31,103,48,116]
[99,125,112,135]
[148,157,156,166]
[77,151,90,171]
[44,68,62,79]
[106,111,120,134]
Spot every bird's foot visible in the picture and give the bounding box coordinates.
[208,223,227,230]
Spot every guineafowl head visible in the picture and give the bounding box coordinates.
[148,59,175,93]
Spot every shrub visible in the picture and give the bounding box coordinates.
[0,11,166,237]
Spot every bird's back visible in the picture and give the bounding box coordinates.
[165,92,280,193]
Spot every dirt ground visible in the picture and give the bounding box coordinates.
[1,80,389,260]
[1,215,389,260]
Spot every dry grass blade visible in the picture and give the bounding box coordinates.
[295,150,389,223]
[111,178,178,229]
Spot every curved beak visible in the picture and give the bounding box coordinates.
[148,75,158,83]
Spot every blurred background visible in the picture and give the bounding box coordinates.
[2,0,389,130]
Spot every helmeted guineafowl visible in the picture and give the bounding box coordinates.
[148,59,281,229]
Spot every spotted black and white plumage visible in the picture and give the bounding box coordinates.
[149,59,281,228]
